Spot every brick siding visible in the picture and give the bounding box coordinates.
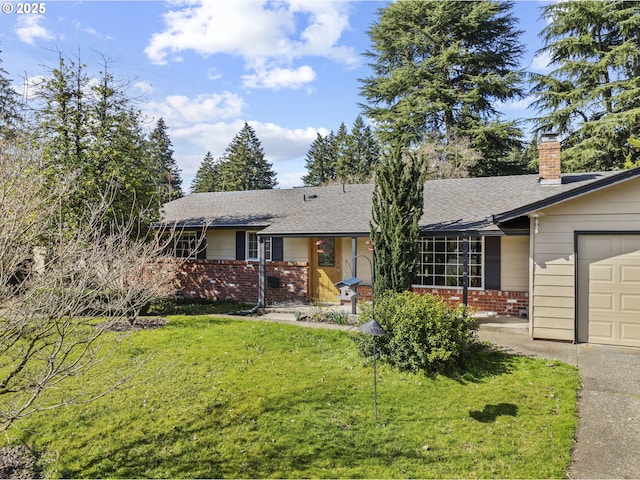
[413,287,529,316]
[172,259,309,305]
[346,285,528,317]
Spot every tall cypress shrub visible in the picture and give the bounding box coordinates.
[370,145,426,296]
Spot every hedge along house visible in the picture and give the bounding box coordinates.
[160,135,640,347]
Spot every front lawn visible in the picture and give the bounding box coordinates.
[10,316,579,478]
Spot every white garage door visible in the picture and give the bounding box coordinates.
[577,235,640,347]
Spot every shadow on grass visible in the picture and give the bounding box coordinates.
[469,403,518,423]
[450,344,521,383]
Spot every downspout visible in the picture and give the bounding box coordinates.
[351,237,358,315]
[258,235,266,308]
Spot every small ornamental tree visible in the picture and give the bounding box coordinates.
[0,137,182,433]
[370,144,426,296]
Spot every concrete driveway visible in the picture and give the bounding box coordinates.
[479,325,640,479]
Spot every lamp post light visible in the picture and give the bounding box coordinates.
[337,253,386,420]
[358,319,387,421]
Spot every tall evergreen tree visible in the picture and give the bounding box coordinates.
[530,1,640,172]
[88,59,161,224]
[149,118,183,202]
[348,115,380,182]
[303,117,380,186]
[219,123,277,191]
[38,53,91,231]
[302,132,337,186]
[359,0,526,176]
[191,151,222,193]
[371,145,426,296]
[0,49,22,139]
[37,53,162,229]
[334,122,352,183]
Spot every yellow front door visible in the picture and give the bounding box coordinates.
[311,237,342,303]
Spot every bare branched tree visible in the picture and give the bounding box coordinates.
[0,137,183,434]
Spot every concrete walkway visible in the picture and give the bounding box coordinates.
[252,306,640,479]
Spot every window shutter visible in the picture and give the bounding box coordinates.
[484,236,501,290]
[272,237,283,261]
[236,231,246,260]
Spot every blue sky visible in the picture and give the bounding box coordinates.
[0,1,551,189]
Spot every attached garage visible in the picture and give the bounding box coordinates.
[577,234,640,348]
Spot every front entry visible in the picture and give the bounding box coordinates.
[310,237,342,303]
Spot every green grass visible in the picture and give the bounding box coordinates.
[9,316,579,478]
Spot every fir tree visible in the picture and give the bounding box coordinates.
[348,115,380,182]
[37,53,162,230]
[302,132,337,186]
[360,0,526,175]
[334,122,351,183]
[219,123,277,191]
[530,1,640,171]
[0,48,22,139]
[191,151,222,193]
[370,145,426,296]
[149,118,183,202]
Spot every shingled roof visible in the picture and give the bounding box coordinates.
[161,169,639,236]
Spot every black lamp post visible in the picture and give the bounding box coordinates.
[359,319,387,421]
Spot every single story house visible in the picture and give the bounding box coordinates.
[160,134,640,348]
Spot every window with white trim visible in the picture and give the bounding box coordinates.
[174,232,199,259]
[247,232,271,261]
[417,236,483,288]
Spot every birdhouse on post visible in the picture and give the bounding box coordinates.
[335,277,362,315]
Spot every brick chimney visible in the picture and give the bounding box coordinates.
[538,133,561,185]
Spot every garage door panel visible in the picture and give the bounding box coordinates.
[621,294,640,313]
[589,264,614,282]
[578,234,640,348]
[621,323,640,344]
[588,320,613,340]
[621,265,640,284]
[589,293,613,310]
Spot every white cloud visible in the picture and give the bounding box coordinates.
[143,92,246,126]
[145,0,358,90]
[242,64,316,90]
[15,16,55,45]
[530,50,553,73]
[206,67,222,81]
[134,80,154,95]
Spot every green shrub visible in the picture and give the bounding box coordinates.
[355,291,480,374]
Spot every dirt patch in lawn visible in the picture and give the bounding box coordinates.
[99,316,169,332]
[0,446,40,479]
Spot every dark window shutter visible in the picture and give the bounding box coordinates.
[196,231,207,260]
[484,236,501,290]
[236,231,246,260]
[272,237,283,261]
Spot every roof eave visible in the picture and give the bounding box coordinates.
[493,168,640,223]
